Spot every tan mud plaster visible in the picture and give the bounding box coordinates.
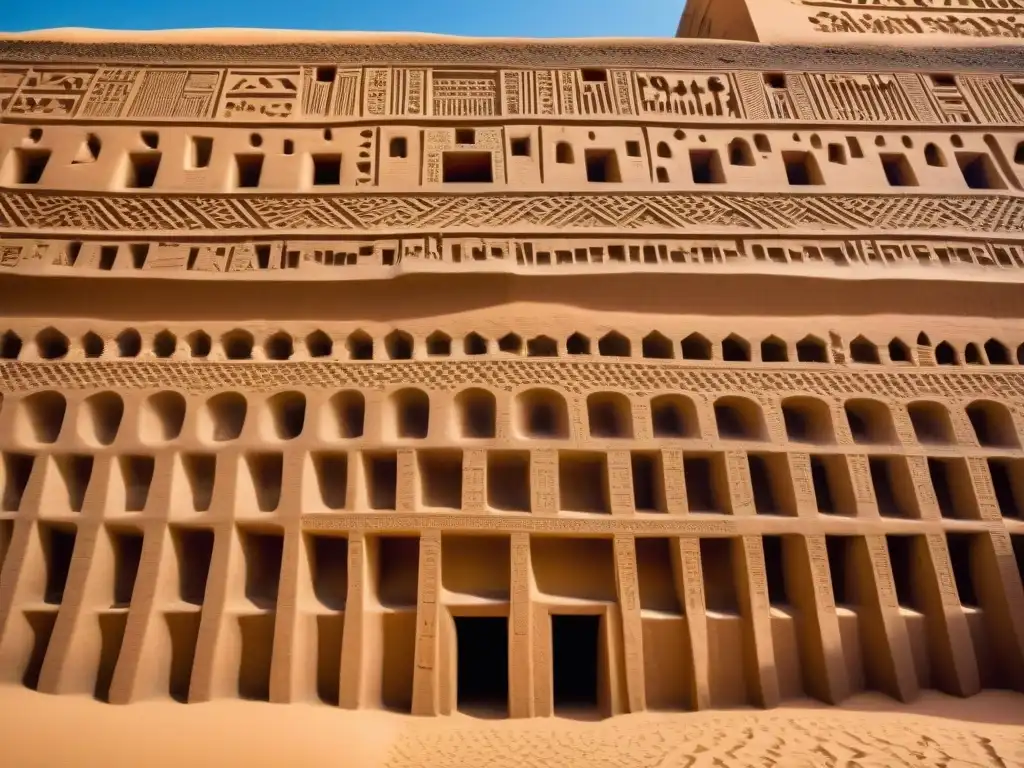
[0,11,1023,767]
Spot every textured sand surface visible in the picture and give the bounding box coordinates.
[1,689,1021,768]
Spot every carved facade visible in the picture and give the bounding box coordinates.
[0,9,1023,721]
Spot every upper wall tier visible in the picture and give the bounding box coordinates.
[677,0,1024,45]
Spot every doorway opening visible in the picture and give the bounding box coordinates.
[552,614,600,714]
[455,616,508,716]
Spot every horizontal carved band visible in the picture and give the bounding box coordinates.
[3,360,1024,400]
[4,234,1023,275]
[0,64,1022,125]
[1,41,1023,72]
[1,192,1022,235]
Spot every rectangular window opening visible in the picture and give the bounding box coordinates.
[880,153,918,187]
[13,148,51,184]
[558,452,609,514]
[126,152,161,189]
[190,136,213,169]
[510,136,531,157]
[584,148,621,183]
[783,150,822,185]
[312,153,342,186]
[689,149,724,184]
[442,151,493,183]
[235,154,264,188]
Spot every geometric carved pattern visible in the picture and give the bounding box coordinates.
[4,360,1024,399]
[2,192,1023,234]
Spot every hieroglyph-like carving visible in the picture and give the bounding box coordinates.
[808,10,1024,37]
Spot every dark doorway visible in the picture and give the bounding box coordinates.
[455,616,509,715]
[552,614,600,712]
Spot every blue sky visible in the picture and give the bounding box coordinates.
[3,0,686,37]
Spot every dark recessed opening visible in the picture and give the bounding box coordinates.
[172,527,214,604]
[762,535,789,605]
[389,137,407,158]
[98,246,118,271]
[880,153,918,186]
[312,153,342,185]
[827,143,846,164]
[689,149,723,183]
[487,451,530,512]
[684,454,725,513]
[235,154,264,188]
[191,136,213,168]
[2,453,34,512]
[511,136,530,156]
[42,524,76,604]
[556,142,574,164]
[455,616,509,714]
[126,153,161,188]
[443,151,492,183]
[631,452,663,513]
[783,151,822,185]
[581,68,607,82]
[625,140,641,158]
[110,528,144,607]
[584,149,620,183]
[366,453,398,510]
[945,533,979,607]
[925,142,945,167]
[729,138,754,166]
[886,535,916,609]
[455,128,476,145]
[989,459,1021,518]
[957,152,1003,189]
[825,536,850,606]
[240,528,283,609]
[316,66,336,82]
[14,148,51,183]
[551,614,599,712]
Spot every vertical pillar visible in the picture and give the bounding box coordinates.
[847,454,879,517]
[674,536,710,709]
[631,399,652,441]
[972,528,1024,691]
[967,457,1002,523]
[396,449,416,514]
[725,451,755,517]
[785,534,849,704]
[36,454,110,694]
[853,535,919,701]
[338,532,366,709]
[613,535,645,712]
[788,452,817,517]
[661,448,686,515]
[906,455,941,519]
[187,451,239,702]
[733,536,780,707]
[915,534,980,696]
[531,449,558,516]
[508,532,533,717]
[411,530,440,715]
[107,450,178,703]
[607,451,634,516]
[462,449,486,514]
[268,451,304,703]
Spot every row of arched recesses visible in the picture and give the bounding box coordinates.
[9,389,1019,449]
[6,326,1024,366]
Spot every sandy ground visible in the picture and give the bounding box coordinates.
[0,688,1022,767]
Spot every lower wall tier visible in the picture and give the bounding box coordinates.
[1,520,1023,715]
